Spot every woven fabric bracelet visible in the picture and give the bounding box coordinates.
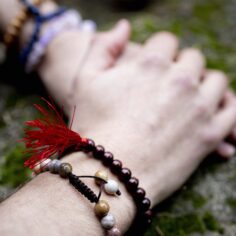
[25,10,97,73]
[3,0,43,46]
[31,159,122,235]
[22,99,153,233]
[19,0,68,65]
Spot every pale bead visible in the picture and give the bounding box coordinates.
[95,170,108,185]
[101,214,116,230]
[107,227,121,236]
[104,180,119,195]
[49,160,61,173]
[33,162,41,174]
[40,159,51,171]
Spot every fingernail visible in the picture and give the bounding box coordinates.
[217,142,235,159]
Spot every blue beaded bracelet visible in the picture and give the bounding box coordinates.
[19,0,67,65]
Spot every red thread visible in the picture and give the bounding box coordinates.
[22,98,87,169]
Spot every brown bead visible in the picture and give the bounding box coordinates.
[127,177,139,192]
[135,187,146,201]
[59,163,72,178]
[102,152,114,166]
[111,160,122,174]
[93,145,105,159]
[94,200,110,217]
[120,168,132,182]
[95,170,108,185]
[140,198,151,211]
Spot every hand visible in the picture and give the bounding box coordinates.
[67,32,236,204]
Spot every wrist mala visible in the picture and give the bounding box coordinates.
[3,0,43,46]
[32,159,122,235]
[22,98,153,234]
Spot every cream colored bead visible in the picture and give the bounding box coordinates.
[95,170,108,185]
[104,180,119,195]
[40,159,51,171]
[94,200,110,217]
[101,214,116,230]
[33,162,41,174]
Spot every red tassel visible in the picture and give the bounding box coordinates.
[22,98,87,170]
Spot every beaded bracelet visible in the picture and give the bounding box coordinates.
[3,0,43,46]
[25,10,97,73]
[22,99,153,234]
[32,159,122,235]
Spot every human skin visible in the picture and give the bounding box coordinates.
[0,1,236,235]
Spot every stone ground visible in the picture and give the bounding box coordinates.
[0,0,236,235]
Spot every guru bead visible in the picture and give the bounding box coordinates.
[94,200,110,217]
[95,170,108,185]
[59,163,72,178]
[101,214,116,230]
[104,180,119,195]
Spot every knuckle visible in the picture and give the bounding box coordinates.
[140,52,170,69]
[171,68,198,91]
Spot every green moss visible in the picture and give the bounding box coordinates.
[157,213,205,236]
[203,211,224,233]
[226,198,236,210]
[182,191,207,208]
[0,145,31,188]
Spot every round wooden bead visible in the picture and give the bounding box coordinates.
[107,227,121,236]
[94,200,110,217]
[102,152,114,166]
[120,168,131,181]
[135,187,146,201]
[140,198,151,211]
[127,177,139,192]
[111,160,122,174]
[94,145,105,159]
[101,214,116,230]
[104,180,119,195]
[59,163,72,178]
[95,170,108,185]
[84,139,95,153]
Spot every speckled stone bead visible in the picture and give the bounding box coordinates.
[101,214,116,230]
[94,200,110,217]
[104,180,119,195]
[107,227,121,236]
[49,159,61,173]
[102,152,114,166]
[95,170,108,185]
[111,160,122,174]
[59,163,72,178]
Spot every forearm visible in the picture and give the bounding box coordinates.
[0,152,136,235]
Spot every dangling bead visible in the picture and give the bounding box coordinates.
[95,170,108,185]
[104,180,119,195]
[101,214,116,230]
[94,200,110,217]
[59,163,72,178]
[107,227,121,236]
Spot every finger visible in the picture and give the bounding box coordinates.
[216,141,235,159]
[82,19,131,73]
[175,48,206,79]
[117,42,142,66]
[200,70,228,109]
[137,32,179,71]
[212,91,236,137]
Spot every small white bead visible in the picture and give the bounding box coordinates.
[33,162,41,174]
[40,159,51,171]
[101,214,116,230]
[104,180,119,195]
